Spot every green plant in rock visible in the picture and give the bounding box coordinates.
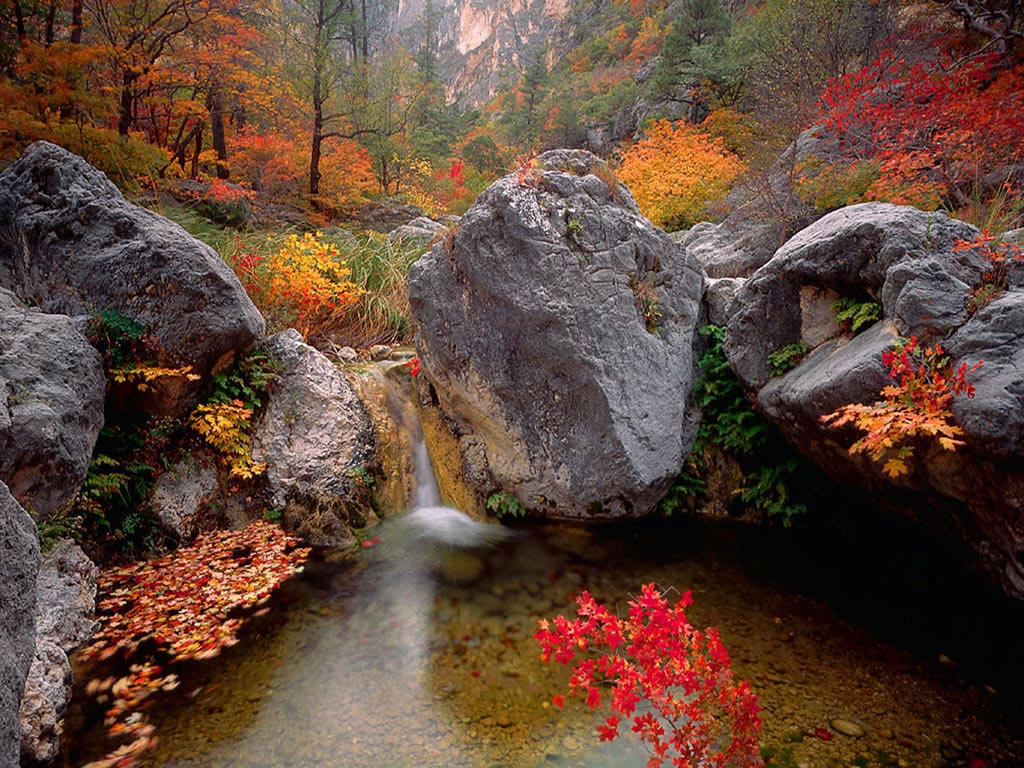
[740,460,807,528]
[659,325,808,525]
[346,465,375,488]
[190,346,279,480]
[207,345,280,411]
[767,343,809,376]
[693,325,769,455]
[628,274,663,333]
[567,217,583,236]
[67,419,179,556]
[831,297,882,335]
[487,491,526,519]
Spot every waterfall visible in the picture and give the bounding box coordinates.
[383,367,514,550]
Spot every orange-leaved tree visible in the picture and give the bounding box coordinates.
[618,119,745,231]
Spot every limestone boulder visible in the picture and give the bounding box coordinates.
[252,330,376,547]
[0,288,105,518]
[408,149,705,519]
[19,540,97,766]
[1,482,39,768]
[723,203,1024,598]
[0,142,265,411]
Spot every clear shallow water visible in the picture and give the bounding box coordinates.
[66,514,1024,768]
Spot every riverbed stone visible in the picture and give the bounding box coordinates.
[252,330,376,547]
[1,481,39,768]
[0,288,105,518]
[409,149,705,519]
[831,718,866,737]
[150,458,219,542]
[0,141,265,414]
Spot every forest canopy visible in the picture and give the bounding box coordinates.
[1,0,1021,231]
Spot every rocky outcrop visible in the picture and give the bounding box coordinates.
[408,149,705,519]
[19,540,97,766]
[0,288,105,518]
[1,481,40,768]
[723,203,1024,598]
[0,142,265,411]
[252,330,377,547]
[387,217,448,249]
[150,458,218,543]
[680,124,837,278]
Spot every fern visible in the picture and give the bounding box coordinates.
[767,343,809,377]
[486,491,526,519]
[831,297,882,335]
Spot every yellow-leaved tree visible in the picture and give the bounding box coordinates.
[618,119,745,231]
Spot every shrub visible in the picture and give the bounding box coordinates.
[535,583,761,767]
[618,119,745,231]
[228,232,364,343]
[821,337,980,478]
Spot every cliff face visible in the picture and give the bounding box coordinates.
[391,0,582,105]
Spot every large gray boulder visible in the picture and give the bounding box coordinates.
[1,481,40,768]
[19,540,97,766]
[408,149,705,519]
[252,330,376,547]
[726,203,983,390]
[0,142,265,405]
[0,289,105,518]
[723,203,1024,598]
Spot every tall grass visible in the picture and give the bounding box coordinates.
[340,233,425,347]
[151,201,430,349]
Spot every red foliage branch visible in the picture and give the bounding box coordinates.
[534,583,761,768]
[819,51,1024,208]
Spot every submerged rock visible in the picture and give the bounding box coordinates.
[409,149,704,519]
[252,330,376,547]
[724,203,1024,599]
[1,481,40,768]
[0,288,105,518]
[0,141,265,413]
[19,540,97,766]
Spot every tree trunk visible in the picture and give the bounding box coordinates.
[310,69,323,196]
[361,0,368,59]
[11,0,26,44]
[190,126,203,178]
[71,0,83,43]
[44,0,57,45]
[118,70,136,135]
[208,89,230,179]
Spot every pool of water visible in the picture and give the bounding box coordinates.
[66,511,1024,768]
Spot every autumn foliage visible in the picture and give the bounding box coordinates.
[82,521,310,768]
[819,52,1024,213]
[229,232,364,343]
[618,120,745,231]
[821,337,981,478]
[535,583,761,767]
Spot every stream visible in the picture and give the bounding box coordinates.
[65,378,1024,768]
